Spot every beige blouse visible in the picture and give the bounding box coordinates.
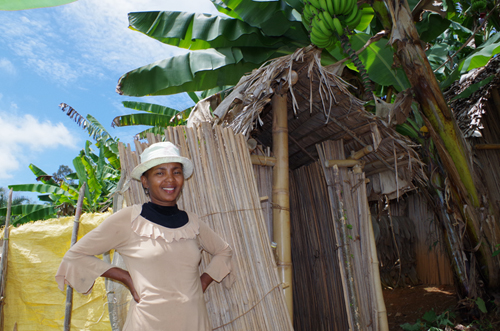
[55,205,232,331]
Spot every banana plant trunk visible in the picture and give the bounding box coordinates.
[378,0,500,291]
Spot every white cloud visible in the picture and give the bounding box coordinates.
[0,0,221,85]
[0,58,16,75]
[0,112,78,179]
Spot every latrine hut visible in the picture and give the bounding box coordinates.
[185,46,441,330]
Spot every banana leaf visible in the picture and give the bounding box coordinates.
[122,101,181,116]
[416,13,451,42]
[441,33,500,88]
[0,0,76,10]
[72,156,92,203]
[209,0,308,39]
[116,47,284,96]
[0,204,57,225]
[28,163,59,186]
[12,204,57,225]
[187,92,200,103]
[113,113,186,127]
[128,11,293,50]
[327,33,410,91]
[8,184,72,197]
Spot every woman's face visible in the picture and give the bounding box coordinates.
[140,162,185,206]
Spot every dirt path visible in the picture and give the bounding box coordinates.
[383,285,458,330]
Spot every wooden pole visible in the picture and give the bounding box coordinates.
[251,155,277,167]
[64,183,87,331]
[348,145,373,160]
[365,198,389,331]
[0,188,13,331]
[272,91,293,320]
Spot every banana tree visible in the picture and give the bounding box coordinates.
[7,108,121,224]
[116,0,410,100]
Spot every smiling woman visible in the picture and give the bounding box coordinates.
[55,141,233,330]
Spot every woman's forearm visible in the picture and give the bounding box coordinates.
[102,267,140,302]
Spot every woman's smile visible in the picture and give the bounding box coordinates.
[141,163,185,206]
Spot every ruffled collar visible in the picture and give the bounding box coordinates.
[130,204,199,243]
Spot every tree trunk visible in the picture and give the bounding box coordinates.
[378,0,500,291]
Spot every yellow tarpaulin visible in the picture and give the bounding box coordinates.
[2,211,113,330]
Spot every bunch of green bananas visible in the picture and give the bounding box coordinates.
[302,0,363,48]
[471,0,487,13]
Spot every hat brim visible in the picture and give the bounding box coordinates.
[131,156,194,181]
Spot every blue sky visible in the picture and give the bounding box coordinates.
[0,0,219,200]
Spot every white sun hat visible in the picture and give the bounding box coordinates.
[131,142,194,180]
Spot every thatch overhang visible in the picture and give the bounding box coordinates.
[446,55,500,138]
[188,47,426,199]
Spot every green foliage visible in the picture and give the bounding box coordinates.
[476,297,488,313]
[0,187,32,226]
[493,244,500,257]
[7,114,121,224]
[400,309,455,331]
[112,101,192,140]
[0,0,76,11]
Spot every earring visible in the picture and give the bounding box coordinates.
[144,188,149,195]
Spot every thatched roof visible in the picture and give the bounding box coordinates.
[188,47,425,198]
[445,55,500,138]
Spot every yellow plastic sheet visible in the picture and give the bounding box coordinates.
[2,211,113,330]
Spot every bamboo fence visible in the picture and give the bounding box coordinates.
[317,140,386,331]
[251,146,273,240]
[289,162,349,330]
[115,124,293,330]
[406,195,454,285]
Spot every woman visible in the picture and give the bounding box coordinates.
[56,142,232,330]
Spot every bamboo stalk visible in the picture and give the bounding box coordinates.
[348,145,373,160]
[325,159,363,168]
[271,91,293,320]
[0,188,13,331]
[475,144,500,150]
[366,204,389,331]
[251,155,277,166]
[64,183,87,331]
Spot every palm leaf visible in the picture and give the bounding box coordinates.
[116,47,283,96]
[128,11,293,50]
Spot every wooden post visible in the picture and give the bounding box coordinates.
[0,188,13,331]
[272,91,293,320]
[251,155,277,166]
[64,183,86,331]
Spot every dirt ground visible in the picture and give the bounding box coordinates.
[383,285,459,330]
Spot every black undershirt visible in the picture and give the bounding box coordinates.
[140,202,189,229]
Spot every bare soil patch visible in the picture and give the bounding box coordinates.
[383,285,458,330]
